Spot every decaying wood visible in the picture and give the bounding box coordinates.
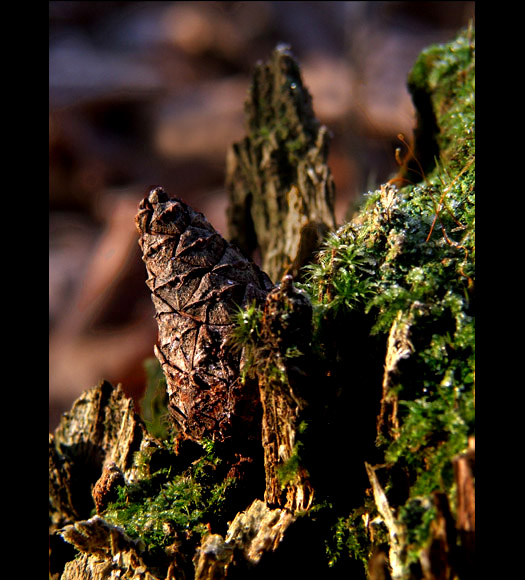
[193,499,295,579]
[49,380,162,579]
[257,275,315,512]
[61,552,160,580]
[365,462,406,580]
[453,436,475,576]
[377,306,416,442]
[420,493,456,580]
[49,380,161,530]
[420,437,475,580]
[59,517,159,580]
[226,45,336,283]
[366,439,476,580]
[135,186,272,449]
[59,515,143,557]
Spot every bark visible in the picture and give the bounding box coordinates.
[256,275,315,512]
[49,380,163,579]
[226,45,336,283]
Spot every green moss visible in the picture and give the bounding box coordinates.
[407,24,474,177]
[276,441,305,488]
[231,301,263,346]
[103,438,237,555]
[326,509,373,569]
[140,358,172,441]
[230,301,264,383]
[297,27,475,572]
[398,497,436,565]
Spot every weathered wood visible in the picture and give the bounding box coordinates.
[49,380,160,529]
[256,275,315,512]
[193,499,295,579]
[366,440,476,580]
[365,462,406,580]
[453,436,475,574]
[419,437,475,580]
[59,517,159,580]
[226,45,336,283]
[49,380,162,579]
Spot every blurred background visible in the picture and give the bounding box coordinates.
[49,1,474,430]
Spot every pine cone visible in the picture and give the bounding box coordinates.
[136,187,272,446]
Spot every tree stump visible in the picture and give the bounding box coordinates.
[50,31,475,580]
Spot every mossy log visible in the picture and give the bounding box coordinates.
[50,31,474,580]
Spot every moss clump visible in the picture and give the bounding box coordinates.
[102,438,238,575]
[231,301,264,383]
[325,505,382,570]
[408,24,475,169]
[297,27,475,575]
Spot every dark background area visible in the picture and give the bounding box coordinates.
[49,1,474,430]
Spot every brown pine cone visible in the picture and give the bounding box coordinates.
[136,187,273,447]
